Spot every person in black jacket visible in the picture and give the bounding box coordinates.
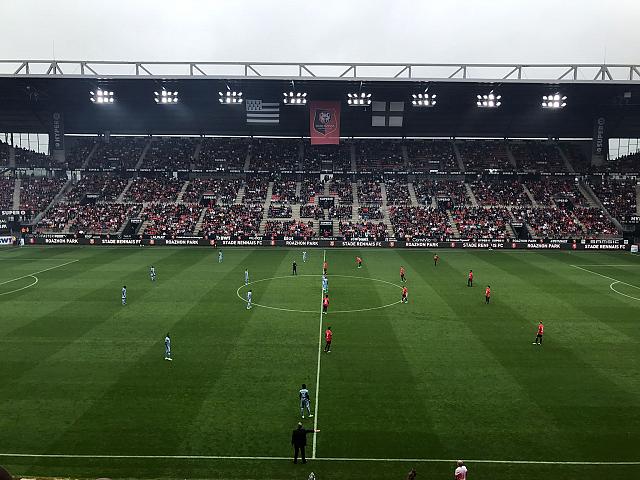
[291,422,320,464]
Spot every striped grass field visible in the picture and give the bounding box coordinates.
[0,246,639,480]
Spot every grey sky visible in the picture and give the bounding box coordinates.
[1,0,639,64]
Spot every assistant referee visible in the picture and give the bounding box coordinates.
[291,422,320,464]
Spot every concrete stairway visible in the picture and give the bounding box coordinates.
[324,180,331,196]
[291,205,302,222]
[446,210,460,238]
[350,143,357,172]
[636,184,640,214]
[401,144,410,170]
[135,138,152,169]
[117,178,134,203]
[452,141,465,172]
[505,143,518,168]
[351,182,360,221]
[176,180,190,204]
[380,182,392,236]
[244,149,251,171]
[235,185,246,204]
[522,184,538,207]
[556,144,575,173]
[9,146,15,168]
[82,141,99,169]
[192,139,203,166]
[194,207,208,235]
[579,180,624,232]
[407,182,419,206]
[506,223,517,238]
[33,178,72,225]
[295,181,301,200]
[464,183,479,206]
[258,182,274,233]
[12,178,21,209]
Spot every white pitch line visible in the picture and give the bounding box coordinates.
[610,281,640,301]
[0,259,79,287]
[0,452,637,465]
[312,250,325,459]
[570,264,640,291]
[0,275,38,296]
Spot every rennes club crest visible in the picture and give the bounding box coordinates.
[314,108,337,135]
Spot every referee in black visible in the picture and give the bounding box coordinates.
[292,261,297,275]
[291,422,320,464]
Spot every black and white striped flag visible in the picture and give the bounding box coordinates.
[246,99,280,124]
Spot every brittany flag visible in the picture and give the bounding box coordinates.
[246,99,280,124]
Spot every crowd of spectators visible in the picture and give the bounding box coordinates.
[268,203,293,218]
[125,176,184,203]
[338,220,387,240]
[0,139,10,167]
[385,179,410,205]
[182,178,242,205]
[458,141,512,171]
[451,207,511,239]
[561,142,590,172]
[264,220,316,237]
[471,179,530,206]
[143,137,196,170]
[0,177,15,208]
[198,138,248,171]
[141,203,201,236]
[605,151,640,173]
[526,179,586,207]
[328,205,352,219]
[200,204,263,237]
[357,140,404,172]
[300,178,323,204]
[64,174,128,202]
[573,206,618,237]
[590,180,637,221]
[303,142,352,172]
[250,139,299,171]
[510,142,566,172]
[64,137,96,169]
[91,137,147,169]
[69,203,142,234]
[14,146,51,168]
[271,179,298,202]
[358,206,384,220]
[243,179,268,204]
[300,204,324,219]
[357,179,383,204]
[407,140,458,172]
[330,177,353,203]
[19,177,66,214]
[389,206,451,239]
[511,207,583,239]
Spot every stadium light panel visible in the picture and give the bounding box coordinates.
[283,91,308,105]
[476,91,501,108]
[90,88,114,104]
[154,88,178,104]
[411,92,437,107]
[542,92,567,109]
[219,91,243,104]
[347,92,371,106]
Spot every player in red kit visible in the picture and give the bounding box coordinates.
[433,254,439,266]
[401,286,408,303]
[400,266,406,283]
[324,326,332,353]
[356,256,362,269]
[533,321,544,345]
[485,285,491,304]
[322,294,329,314]
[467,269,473,287]
[323,261,328,275]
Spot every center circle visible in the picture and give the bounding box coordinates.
[236,274,404,314]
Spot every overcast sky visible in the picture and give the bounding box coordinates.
[1,0,639,65]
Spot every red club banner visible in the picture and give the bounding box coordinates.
[310,101,340,145]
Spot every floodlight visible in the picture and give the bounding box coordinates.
[411,92,437,107]
[283,91,308,105]
[90,88,115,104]
[154,88,178,105]
[219,90,243,104]
[476,91,501,108]
[542,92,567,109]
[347,92,371,106]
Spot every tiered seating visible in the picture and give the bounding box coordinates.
[64,174,128,202]
[125,177,183,203]
[0,177,14,208]
[458,141,511,171]
[510,142,565,171]
[37,204,74,232]
[338,221,387,240]
[268,204,292,218]
[144,138,195,170]
[471,179,530,206]
[606,152,640,173]
[197,138,248,171]
[200,205,263,237]
[407,140,458,172]
[300,204,323,219]
[358,180,383,204]
[0,139,10,167]
[300,178,323,204]
[357,140,404,171]
[358,206,384,220]
[526,179,587,207]
[19,177,65,213]
[303,142,351,172]
[389,206,451,239]
[328,205,352,219]
[91,137,147,169]
[590,180,637,221]
[561,142,590,172]
[264,220,316,237]
[271,179,298,202]
[250,139,299,171]
[182,178,241,205]
[512,207,583,239]
[573,207,618,236]
[14,146,51,168]
[141,204,201,236]
[68,203,142,234]
[385,179,410,205]
[330,178,353,204]
[243,179,268,204]
[64,137,96,168]
[451,207,511,239]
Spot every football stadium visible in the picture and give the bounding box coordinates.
[1,2,640,480]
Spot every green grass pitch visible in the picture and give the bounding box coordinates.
[1,246,639,480]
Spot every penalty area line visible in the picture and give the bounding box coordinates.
[0,259,79,287]
[0,453,637,465]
